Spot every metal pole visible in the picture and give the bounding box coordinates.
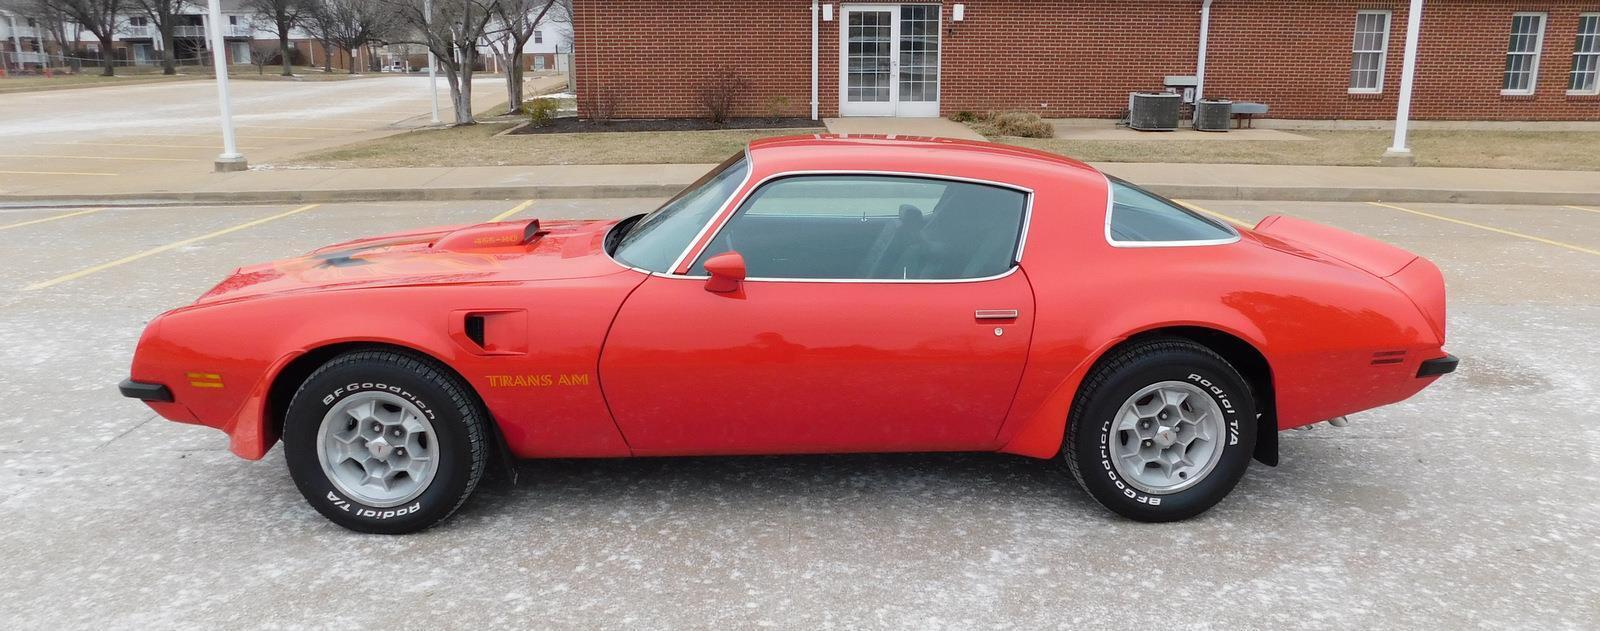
[810,0,818,121]
[205,0,246,171]
[1194,0,1213,103]
[1385,0,1424,166]
[425,0,441,124]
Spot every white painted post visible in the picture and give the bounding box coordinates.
[1194,0,1213,104]
[205,0,246,172]
[1385,0,1424,166]
[425,0,441,124]
[810,0,819,120]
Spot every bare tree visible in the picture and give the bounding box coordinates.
[20,0,82,68]
[243,0,308,76]
[39,0,123,75]
[301,0,336,71]
[388,0,495,124]
[305,0,392,73]
[487,0,564,114]
[248,38,277,73]
[132,0,190,74]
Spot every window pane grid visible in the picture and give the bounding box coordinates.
[1571,15,1600,92]
[1503,13,1546,93]
[847,11,893,102]
[1349,11,1390,92]
[898,5,940,103]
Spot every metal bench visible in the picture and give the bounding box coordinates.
[1230,102,1269,128]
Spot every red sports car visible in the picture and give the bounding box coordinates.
[121,136,1455,533]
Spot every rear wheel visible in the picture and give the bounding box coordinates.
[1065,339,1257,522]
[282,350,488,534]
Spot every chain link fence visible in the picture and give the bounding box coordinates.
[2,50,217,75]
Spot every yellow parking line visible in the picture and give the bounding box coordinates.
[0,154,201,163]
[24,204,322,291]
[236,125,364,132]
[35,141,256,150]
[0,208,104,231]
[1173,199,1249,227]
[114,133,317,140]
[1367,202,1600,257]
[491,199,536,222]
[1563,205,1600,215]
[0,169,118,176]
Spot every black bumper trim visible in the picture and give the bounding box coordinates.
[1417,354,1459,378]
[120,379,173,403]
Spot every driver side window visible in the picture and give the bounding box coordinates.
[690,175,1028,280]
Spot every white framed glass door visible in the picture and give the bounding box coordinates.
[840,4,941,117]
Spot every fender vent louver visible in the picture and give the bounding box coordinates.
[464,315,486,349]
[1370,350,1407,366]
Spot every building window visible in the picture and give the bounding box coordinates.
[1572,14,1600,94]
[129,16,148,27]
[229,15,239,25]
[533,30,543,44]
[1349,10,1391,93]
[1502,12,1546,95]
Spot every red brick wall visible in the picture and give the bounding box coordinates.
[573,0,1600,120]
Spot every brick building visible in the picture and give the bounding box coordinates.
[570,0,1600,121]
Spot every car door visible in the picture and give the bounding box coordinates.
[599,173,1036,456]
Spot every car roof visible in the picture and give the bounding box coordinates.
[745,134,1103,181]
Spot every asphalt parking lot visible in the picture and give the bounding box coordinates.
[0,75,518,194]
[1,198,1597,628]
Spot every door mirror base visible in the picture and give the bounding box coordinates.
[703,251,747,293]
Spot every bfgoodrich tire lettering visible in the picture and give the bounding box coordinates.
[282,350,488,534]
[1065,338,1257,522]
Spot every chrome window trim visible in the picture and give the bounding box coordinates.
[671,168,1035,285]
[1101,173,1241,249]
[661,147,756,275]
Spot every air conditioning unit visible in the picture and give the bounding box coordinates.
[1194,99,1233,132]
[1128,92,1180,131]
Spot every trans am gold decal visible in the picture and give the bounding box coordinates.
[487,374,591,388]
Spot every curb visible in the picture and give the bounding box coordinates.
[2,183,1596,209]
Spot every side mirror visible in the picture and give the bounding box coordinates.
[703,251,746,293]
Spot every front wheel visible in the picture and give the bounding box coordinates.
[1065,339,1257,522]
[282,350,489,534]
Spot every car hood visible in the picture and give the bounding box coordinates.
[194,218,628,305]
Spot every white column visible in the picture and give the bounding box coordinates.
[425,0,441,124]
[810,0,819,120]
[1194,0,1213,103]
[1385,0,1424,166]
[205,0,245,171]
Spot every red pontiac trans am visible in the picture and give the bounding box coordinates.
[121,136,1456,533]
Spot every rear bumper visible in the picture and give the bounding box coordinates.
[1417,354,1459,378]
[119,379,173,403]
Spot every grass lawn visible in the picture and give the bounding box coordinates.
[998,130,1600,171]
[0,66,373,94]
[286,123,826,168]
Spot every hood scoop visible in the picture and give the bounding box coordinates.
[432,219,548,254]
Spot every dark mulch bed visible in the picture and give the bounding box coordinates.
[511,116,822,134]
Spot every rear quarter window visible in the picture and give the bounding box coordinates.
[1107,177,1237,244]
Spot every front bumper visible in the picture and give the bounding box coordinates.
[119,379,173,403]
[1417,354,1459,378]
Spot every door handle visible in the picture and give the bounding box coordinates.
[975,309,1019,320]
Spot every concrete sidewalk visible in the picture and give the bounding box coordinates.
[2,160,1598,208]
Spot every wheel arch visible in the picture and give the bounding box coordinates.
[1111,326,1278,466]
[264,341,513,473]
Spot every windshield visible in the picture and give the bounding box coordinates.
[612,153,749,273]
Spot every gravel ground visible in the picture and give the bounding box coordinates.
[0,198,1596,629]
